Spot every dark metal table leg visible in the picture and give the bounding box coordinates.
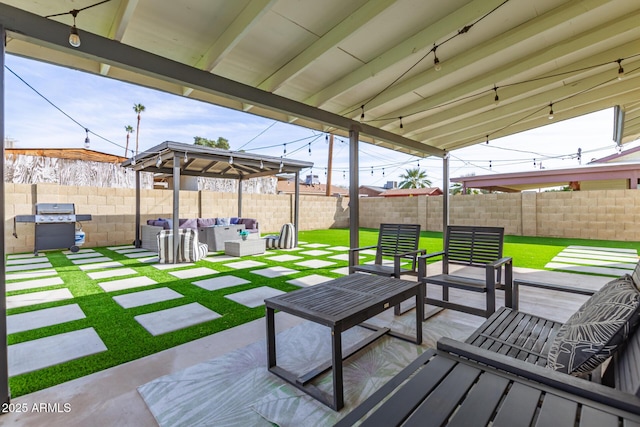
[332,328,344,410]
[266,306,276,368]
[416,284,423,344]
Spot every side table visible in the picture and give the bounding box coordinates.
[224,238,266,256]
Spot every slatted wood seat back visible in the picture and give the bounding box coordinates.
[444,225,504,273]
[375,223,422,265]
[611,326,640,397]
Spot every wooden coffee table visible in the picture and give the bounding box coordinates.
[265,273,423,411]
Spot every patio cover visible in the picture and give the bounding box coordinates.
[121,141,314,256]
[1,0,640,406]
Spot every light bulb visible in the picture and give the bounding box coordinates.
[548,105,554,120]
[84,136,90,148]
[131,156,136,166]
[156,156,162,168]
[618,65,625,80]
[69,26,81,47]
[434,56,441,71]
[229,155,234,165]
[259,160,264,169]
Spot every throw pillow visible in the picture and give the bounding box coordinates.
[216,217,230,226]
[547,274,640,375]
[197,217,216,228]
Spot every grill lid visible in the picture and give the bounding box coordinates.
[35,203,75,214]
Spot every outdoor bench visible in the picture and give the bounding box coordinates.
[418,225,514,318]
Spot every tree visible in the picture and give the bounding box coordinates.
[124,125,134,157]
[193,136,230,150]
[450,182,485,195]
[398,167,431,189]
[133,103,145,156]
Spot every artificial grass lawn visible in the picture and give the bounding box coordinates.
[6,228,640,397]
[301,228,640,270]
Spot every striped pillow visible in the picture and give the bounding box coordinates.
[157,228,207,263]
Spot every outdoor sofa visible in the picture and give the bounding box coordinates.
[141,216,259,251]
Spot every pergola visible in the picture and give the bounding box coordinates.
[1,0,639,405]
[121,140,314,255]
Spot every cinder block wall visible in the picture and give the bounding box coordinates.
[6,184,640,254]
[5,184,350,254]
[361,190,640,241]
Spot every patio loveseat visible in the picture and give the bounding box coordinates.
[141,216,259,251]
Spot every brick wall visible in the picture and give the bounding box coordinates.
[6,184,640,254]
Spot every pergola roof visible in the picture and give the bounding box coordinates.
[122,141,313,180]
[1,0,639,159]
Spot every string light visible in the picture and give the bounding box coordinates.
[155,155,162,168]
[617,59,625,80]
[371,166,374,176]
[44,0,113,48]
[279,158,283,173]
[259,159,264,169]
[489,160,492,169]
[308,142,311,155]
[283,143,287,155]
[486,135,489,144]
[433,44,441,71]
[399,116,403,129]
[229,155,234,165]
[493,86,499,105]
[360,105,365,121]
[84,128,90,148]
[548,103,554,120]
[184,151,188,162]
[382,168,385,177]
[69,10,81,47]
[131,156,136,166]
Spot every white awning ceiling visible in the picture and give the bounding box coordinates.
[1,0,639,158]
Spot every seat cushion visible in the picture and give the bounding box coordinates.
[547,274,640,375]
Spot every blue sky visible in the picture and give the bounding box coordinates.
[4,54,628,189]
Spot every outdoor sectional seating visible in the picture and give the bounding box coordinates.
[140,216,259,251]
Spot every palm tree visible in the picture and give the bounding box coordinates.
[398,167,431,189]
[124,125,134,157]
[133,103,145,156]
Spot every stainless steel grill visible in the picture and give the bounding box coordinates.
[15,203,92,255]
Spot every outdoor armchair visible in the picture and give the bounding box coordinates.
[418,225,513,318]
[348,223,424,278]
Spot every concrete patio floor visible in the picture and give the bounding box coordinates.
[1,265,611,427]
